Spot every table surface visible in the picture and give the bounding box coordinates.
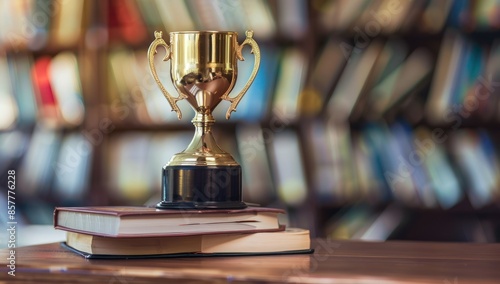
[1,239,500,283]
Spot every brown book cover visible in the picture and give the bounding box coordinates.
[54,206,285,238]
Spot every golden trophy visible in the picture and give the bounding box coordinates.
[148,30,260,209]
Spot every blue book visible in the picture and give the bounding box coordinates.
[446,0,470,28]
[213,45,279,122]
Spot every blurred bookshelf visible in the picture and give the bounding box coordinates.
[1,0,500,243]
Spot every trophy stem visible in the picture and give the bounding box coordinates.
[187,112,224,158]
[156,111,246,210]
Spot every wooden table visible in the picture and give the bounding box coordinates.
[1,239,499,283]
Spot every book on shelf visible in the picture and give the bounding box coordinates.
[185,0,227,32]
[389,124,437,208]
[50,0,86,48]
[276,0,308,40]
[236,124,275,205]
[18,125,61,197]
[350,131,386,201]
[7,55,38,127]
[0,55,18,130]
[155,0,195,32]
[0,131,30,176]
[48,52,85,126]
[327,40,383,122]
[425,30,465,123]
[240,0,276,40]
[418,0,453,33]
[32,56,59,126]
[414,127,462,209]
[107,132,154,202]
[63,227,311,258]
[363,123,411,203]
[449,42,485,110]
[269,130,307,206]
[302,120,338,202]
[451,130,499,208]
[325,121,358,202]
[135,0,163,31]
[317,0,366,32]
[53,133,93,203]
[373,47,433,117]
[272,48,307,122]
[300,37,350,116]
[325,204,404,241]
[107,0,147,45]
[304,120,359,203]
[478,40,500,122]
[447,0,470,28]
[54,206,285,237]
[351,39,408,121]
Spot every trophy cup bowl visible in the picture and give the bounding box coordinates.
[148,30,260,209]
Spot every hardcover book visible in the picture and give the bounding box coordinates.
[64,228,311,258]
[54,206,284,237]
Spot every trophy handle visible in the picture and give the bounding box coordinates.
[148,31,184,120]
[223,30,261,119]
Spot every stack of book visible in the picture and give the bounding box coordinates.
[53,206,311,259]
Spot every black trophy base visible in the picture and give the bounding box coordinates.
[157,165,247,210]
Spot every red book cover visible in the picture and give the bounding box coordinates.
[108,0,147,45]
[31,57,59,123]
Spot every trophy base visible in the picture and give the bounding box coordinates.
[156,200,248,210]
[157,165,247,210]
